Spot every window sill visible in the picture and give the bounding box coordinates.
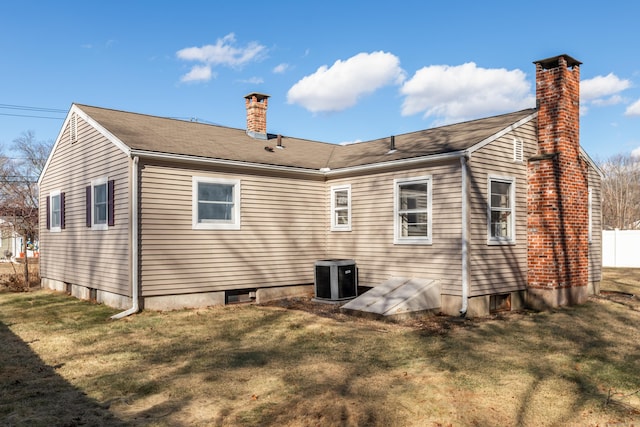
[394,239,432,245]
[487,239,516,246]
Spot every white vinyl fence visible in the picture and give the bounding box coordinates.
[602,229,640,268]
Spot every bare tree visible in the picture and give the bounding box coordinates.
[599,153,640,229]
[0,131,52,287]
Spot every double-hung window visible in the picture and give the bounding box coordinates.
[394,176,432,244]
[331,184,351,231]
[488,175,515,244]
[47,190,64,232]
[86,177,114,230]
[192,177,241,230]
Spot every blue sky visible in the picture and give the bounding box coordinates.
[2,1,640,161]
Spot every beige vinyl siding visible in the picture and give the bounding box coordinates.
[139,163,326,296]
[588,165,603,284]
[39,115,131,295]
[326,161,463,294]
[467,123,537,296]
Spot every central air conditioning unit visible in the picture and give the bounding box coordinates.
[314,259,357,301]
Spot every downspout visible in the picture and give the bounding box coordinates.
[111,155,140,319]
[460,154,470,315]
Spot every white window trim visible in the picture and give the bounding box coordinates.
[487,175,516,245]
[393,175,432,245]
[588,187,593,243]
[192,176,241,230]
[91,177,109,231]
[49,189,62,233]
[330,184,352,231]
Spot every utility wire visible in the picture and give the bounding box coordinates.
[0,103,67,120]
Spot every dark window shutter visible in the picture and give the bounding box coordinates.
[46,196,51,230]
[86,186,91,227]
[60,192,66,230]
[108,179,115,226]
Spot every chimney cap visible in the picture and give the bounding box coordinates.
[533,54,582,70]
[244,92,270,101]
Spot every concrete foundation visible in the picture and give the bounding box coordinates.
[41,277,67,293]
[255,284,313,304]
[525,286,588,311]
[441,290,527,318]
[143,291,225,311]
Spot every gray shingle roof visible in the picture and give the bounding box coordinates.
[77,104,536,171]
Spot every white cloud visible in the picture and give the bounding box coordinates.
[400,62,533,123]
[176,33,267,83]
[287,51,406,113]
[632,146,640,158]
[240,76,264,84]
[273,63,289,74]
[581,73,630,101]
[625,98,640,116]
[180,65,214,83]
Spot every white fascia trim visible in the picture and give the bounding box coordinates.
[130,149,325,178]
[580,147,604,179]
[466,111,538,155]
[38,104,132,186]
[325,151,467,178]
[73,105,131,157]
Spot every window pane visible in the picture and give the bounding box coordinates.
[94,183,107,225]
[491,211,512,238]
[199,183,232,202]
[335,209,349,225]
[400,183,428,210]
[198,182,234,222]
[199,203,232,222]
[334,190,349,208]
[491,182,510,208]
[400,212,429,237]
[51,195,60,227]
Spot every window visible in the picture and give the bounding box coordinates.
[192,177,240,230]
[331,184,351,231]
[86,178,114,230]
[47,190,65,232]
[394,176,432,244]
[488,176,515,244]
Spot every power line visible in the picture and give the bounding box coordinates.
[0,103,67,121]
[0,112,64,120]
[0,104,67,114]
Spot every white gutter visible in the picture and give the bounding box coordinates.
[111,156,140,320]
[460,155,470,315]
[130,148,468,179]
[129,149,324,179]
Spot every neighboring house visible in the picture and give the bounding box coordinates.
[38,54,603,317]
[0,219,20,260]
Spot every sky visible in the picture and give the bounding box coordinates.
[2,1,640,162]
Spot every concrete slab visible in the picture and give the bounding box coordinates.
[341,277,440,317]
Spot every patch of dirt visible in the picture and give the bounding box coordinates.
[260,296,513,336]
[591,291,640,311]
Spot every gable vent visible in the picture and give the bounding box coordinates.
[70,113,78,143]
[513,137,523,162]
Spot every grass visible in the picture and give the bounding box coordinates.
[1,267,639,426]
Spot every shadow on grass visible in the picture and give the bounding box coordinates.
[0,319,128,426]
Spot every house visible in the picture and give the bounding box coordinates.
[38,54,603,318]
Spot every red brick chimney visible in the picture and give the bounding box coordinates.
[527,54,589,308]
[244,92,269,140]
